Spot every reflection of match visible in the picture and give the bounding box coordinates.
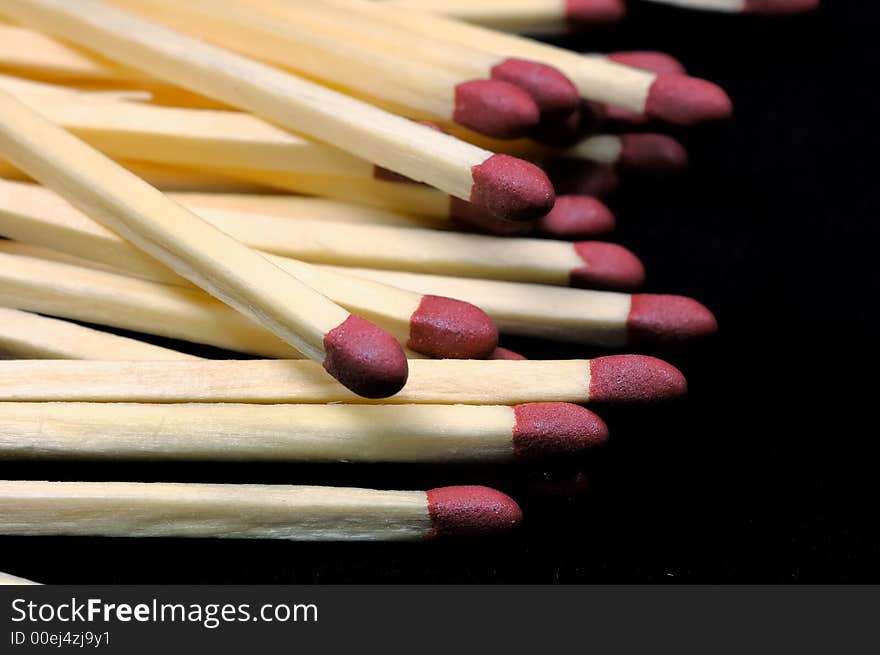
[0,481,522,541]
[0,401,607,463]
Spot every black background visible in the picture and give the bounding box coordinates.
[1,1,877,584]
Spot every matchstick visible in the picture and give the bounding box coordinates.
[314,0,732,125]
[328,266,718,346]
[378,0,627,32]
[639,0,818,14]
[0,88,411,397]
[0,191,501,359]
[0,308,198,360]
[109,0,555,138]
[603,52,687,76]
[0,357,688,405]
[0,181,640,290]
[1,0,555,223]
[0,401,608,462]
[0,571,39,585]
[0,73,153,103]
[0,481,522,540]
[0,247,302,358]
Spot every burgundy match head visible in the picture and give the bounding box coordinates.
[743,0,819,14]
[645,74,733,125]
[426,486,523,539]
[628,294,718,343]
[491,58,579,118]
[530,107,589,147]
[536,195,616,238]
[469,153,556,222]
[617,134,689,173]
[453,79,540,139]
[322,314,409,398]
[513,402,609,460]
[607,51,687,75]
[566,0,627,26]
[588,354,688,403]
[407,295,499,359]
[490,347,527,360]
[571,241,646,290]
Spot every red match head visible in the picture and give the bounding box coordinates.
[545,159,621,198]
[645,74,733,125]
[571,241,646,290]
[513,402,609,460]
[566,0,627,26]
[453,79,540,139]
[407,295,498,360]
[536,195,615,238]
[469,153,556,222]
[744,0,819,14]
[449,196,536,235]
[607,51,687,76]
[322,314,409,398]
[426,486,523,539]
[530,106,589,147]
[618,134,689,173]
[491,58,579,117]
[588,355,688,403]
[628,294,718,343]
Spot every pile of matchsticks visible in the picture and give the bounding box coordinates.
[0,0,814,558]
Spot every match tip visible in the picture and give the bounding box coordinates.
[618,134,689,172]
[571,242,646,290]
[628,294,718,343]
[545,159,621,198]
[426,486,523,539]
[454,80,540,139]
[492,58,579,117]
[645,74,733,125]
[490,346,527,360]
[408,295,499,359]
[566,0,627,25]
[470,153,556,222]
[537,195,616,237]
[513,402,609,460]
[607,51,687,75]
[744,0,819,14]
[588,355,687,403]
[322,315,409,398]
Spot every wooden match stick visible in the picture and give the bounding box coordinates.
[0,480,522,540]
[109,0,551,138]
[0,570,39,585]
[0,88,411,397]
[0,308,198,360]
[0,357,688,404]
[0,73,152,103]
[378,0,627,32]
[0,401,607,462]
[0,181,641,290]
[639,0,818,14]
[332,266,718,345]
[1,0,555,223]
[313,0,732,125]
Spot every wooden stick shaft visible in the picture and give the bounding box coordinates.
[0,87,350,361]
[0,480,431,541]
[381,0,572,33]
[0,402,515,462]
[640,0,744,10]
[0,249,302,358]
[0,359,592,404]
[0,308,198,360]
[1,0,491,198]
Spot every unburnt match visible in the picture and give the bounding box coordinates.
[0,357,688,404]
[0,307,198,361]
[641,0,818,15]
[0,182,639,290]
[0,481,522,541]
[0,244,499,361]
[316,0,732,125]
[2,0,555,223]
[0,401,608,462]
